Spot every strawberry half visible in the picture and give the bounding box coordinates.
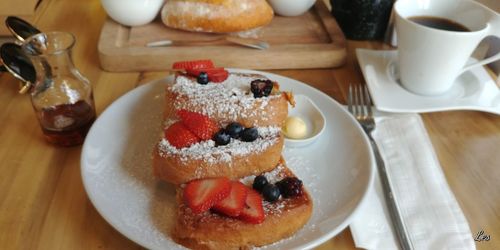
[213,181,248,217]
[185,67,224,76]
[184,177,232,214]
[238,188,265,224]
[186,67,229,83]
[164,121,200,149]
[177,109,220,140]
[207,69,229,83]
[172,60,214,70]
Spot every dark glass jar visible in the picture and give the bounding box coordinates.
[330,0,394,40]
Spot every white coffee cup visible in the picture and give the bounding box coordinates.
[101,0,164,26]
[394,0,500,96]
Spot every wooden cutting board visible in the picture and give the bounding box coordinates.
[98,0,346,72]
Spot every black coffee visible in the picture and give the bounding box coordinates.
[408,16,470,32]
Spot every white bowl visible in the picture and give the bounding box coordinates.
[284,94,326,147]
[101,0,164,26]
[268,0,316,16]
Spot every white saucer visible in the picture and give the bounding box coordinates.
[356,49,500,115]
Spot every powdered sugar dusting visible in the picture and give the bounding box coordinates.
[158,125,281,164]
[240,164,286,186]
[163,1,267,32]
[170,74,281,122]
[263,200,286,214]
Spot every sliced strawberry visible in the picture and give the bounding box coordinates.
[176,109,220,140]
[164,121,200,148]
[185,67,223,76]
[184,177,232,214]
[208,69,229,83]
[186,67,229,83]
[213,181,248,217]
[238,188,265,224]
[172,60,214,70]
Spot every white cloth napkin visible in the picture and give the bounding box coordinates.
[349,113,475,250]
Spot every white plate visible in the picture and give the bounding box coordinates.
[356,49,500,115]
[81,69,375,250]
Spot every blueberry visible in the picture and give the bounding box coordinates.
[276,177,303,198]
[253,175,268,192]
[213,129,230,146]
[197,72,209,85]
[240,127,258,142]
[225,122,244,139]
[250,79,274,98]
[262,184,281,202]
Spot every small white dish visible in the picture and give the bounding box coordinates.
[268,0,316,17]
[101,0,163,26]
[356,49,500,115]
[284,94,326,147]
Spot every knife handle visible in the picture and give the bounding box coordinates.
[368,135,413,250]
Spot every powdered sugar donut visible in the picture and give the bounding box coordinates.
[161,0,274,33]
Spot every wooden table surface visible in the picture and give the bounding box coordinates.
[0,1,499,249]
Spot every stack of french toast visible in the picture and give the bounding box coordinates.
[152,60,313,249]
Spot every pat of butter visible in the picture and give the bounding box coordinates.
[283,116,307,139]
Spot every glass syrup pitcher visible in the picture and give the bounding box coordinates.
[22,31,96,146]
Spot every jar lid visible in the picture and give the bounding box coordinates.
[0,43,36,94]
[5,16,41,42]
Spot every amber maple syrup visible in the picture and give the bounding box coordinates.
[38,100,95,146]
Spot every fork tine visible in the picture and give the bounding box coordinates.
[348,85,353,114]
[364,85,373,118]
[357,85,365,118]
[358,85,366,118]
[353,85,359,117]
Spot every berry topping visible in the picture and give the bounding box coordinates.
[240,127,259,142]
[207,69,229,82]
[250,79,274,98]
[197,72,209,85]
[172,60,214,70]
[276,177,303,198]
[252,175,268,192]
[213,181,248,217]
[238,188,265,224]
[262,184,281,202]
[183,177,232,214]
[164,121,200,149]
[177,109,220,140]
[185,67,221,76]
[213,129,231,146]
[186,67,229,83]
[225,122,244,139]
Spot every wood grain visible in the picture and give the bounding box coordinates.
[0,0,499,250]
[97,0,347,72]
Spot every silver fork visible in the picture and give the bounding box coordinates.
[348,85,413,250]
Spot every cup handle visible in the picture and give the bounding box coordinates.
[461,15,500,73]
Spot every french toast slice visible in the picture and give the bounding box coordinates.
[172,160,313,249]
[164,72,290,128]
[153,124,284,184]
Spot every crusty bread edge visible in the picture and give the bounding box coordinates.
[153,135,284,185]
[161,0,274,33]
[164,73,289,128]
